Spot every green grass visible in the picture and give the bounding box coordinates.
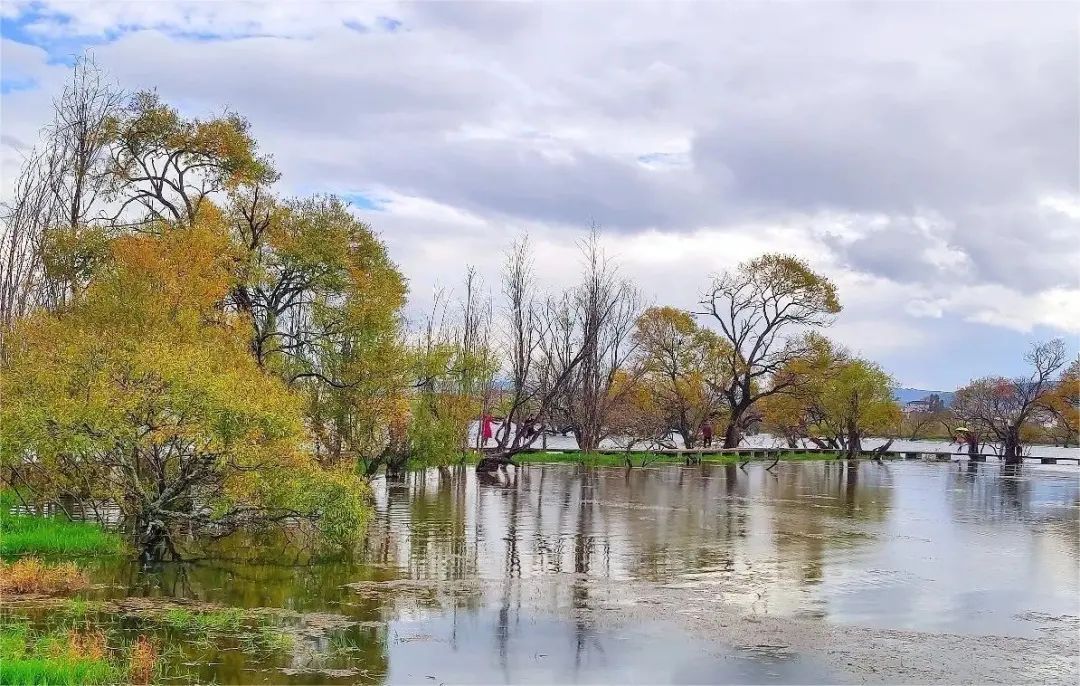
[0,624,118,686]
[246,623,295,652]
[0,492,126,557]
[59,598,105,620]
[0,657,117,685]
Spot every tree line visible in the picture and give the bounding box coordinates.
[1,61,1076,557]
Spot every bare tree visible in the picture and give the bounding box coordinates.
[952,339,1067,464]
[477,236,599,471]
[699,254,841,448]
[541,230,641,452]
[0,56,122,344]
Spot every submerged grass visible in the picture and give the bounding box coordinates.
[158,605,295,652]
[161,607,245,633]
[0,492,126,557]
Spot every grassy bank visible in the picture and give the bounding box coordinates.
[516,450,842,467]
[0,622,156,685]
[0,492,125,557]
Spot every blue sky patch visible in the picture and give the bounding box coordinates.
[342,192,386,211]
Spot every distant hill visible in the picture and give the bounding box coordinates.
[894,387,955,407]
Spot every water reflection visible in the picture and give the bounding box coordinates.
[8,461,1076,684]
[368,461,1078,635]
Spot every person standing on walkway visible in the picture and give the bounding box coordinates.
[481,413,494,447]
[701,420,714,448]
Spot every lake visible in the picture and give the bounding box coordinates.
[6,460,1079,683]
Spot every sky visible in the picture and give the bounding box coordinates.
[1,1,1077,391]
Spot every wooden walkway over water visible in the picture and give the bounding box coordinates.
[518,446,1080,465]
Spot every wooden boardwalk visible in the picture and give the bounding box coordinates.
[518,446,1080,465]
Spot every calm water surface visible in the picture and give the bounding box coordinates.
[9,461,1079,683]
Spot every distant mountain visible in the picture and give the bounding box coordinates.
[894,387,955,407]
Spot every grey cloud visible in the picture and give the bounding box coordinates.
[947,206,1080,293]
[3,1,1077,364]
[691,35,1076,216]
[822,219,948,285]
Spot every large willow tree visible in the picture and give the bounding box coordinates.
[1,218,370,558]
[0,59,407,555]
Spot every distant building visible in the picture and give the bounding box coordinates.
[902,399,932,414]
[902,393,946,414]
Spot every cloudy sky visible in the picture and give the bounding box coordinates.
[2,1,1077,390]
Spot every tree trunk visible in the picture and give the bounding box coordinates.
[476,452,519,472]
[136,513,171,562]
[722,420,741,449]
[679,428,696,449]
[1003,427,1023,465]
[844,419,861,459]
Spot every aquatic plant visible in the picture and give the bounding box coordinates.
[127,635,158,685]
[161,607,245,633]
[247,623,296,652]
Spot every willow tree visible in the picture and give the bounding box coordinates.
[1,58,278,342]
[759,336,897,457]
[406,269,497,471]
[700,254,841,448]
[952,339,1067,464]
[1043,357,1079,447]
[0,217,369,558]
[812,358,899,458]
[632,306,728,448]
[758,333,841,448]
[104,90,278,228]
[228,190,409,470]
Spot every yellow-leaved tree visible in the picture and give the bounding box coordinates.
[760,335,899,457]
[0,215,370,559]
[631,306,729,448]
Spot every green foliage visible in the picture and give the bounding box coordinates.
[39,226,111,299]
[407,398,466,467]
[814,358,899,439]
[105,90,279,224]
[285,468,372,544]
[627,306,730,446]
[759,336,898,450]
[230,192,409,466]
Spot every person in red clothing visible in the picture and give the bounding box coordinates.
[481,413,494,446]
[701,420,713,448]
